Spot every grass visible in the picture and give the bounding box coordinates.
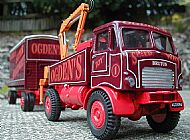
[0,85,9,95]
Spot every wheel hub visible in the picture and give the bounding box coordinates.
[45,96,52,114]
[91,101,105,128]
[152,113,167,123]
[20,97,24,107]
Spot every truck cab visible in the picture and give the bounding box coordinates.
[91,21,182,91]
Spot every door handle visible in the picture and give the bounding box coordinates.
[92,55,96,59]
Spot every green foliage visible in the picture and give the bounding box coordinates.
[174,22,186,33]
[171,14,186,33]
[0,85,9,95]
[32,0,187,29]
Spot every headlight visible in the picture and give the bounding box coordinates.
[125,76,135,87]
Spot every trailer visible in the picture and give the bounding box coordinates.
[38,2,184,140]
[7,35,60,111]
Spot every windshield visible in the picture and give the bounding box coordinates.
[122,28,150,49]
[153,32,173,53]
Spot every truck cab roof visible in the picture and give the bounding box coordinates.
[93,21,171,36]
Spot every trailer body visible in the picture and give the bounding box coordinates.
[7,35,60,105]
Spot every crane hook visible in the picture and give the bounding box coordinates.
[80,0,94,12]
[88,0,94,12]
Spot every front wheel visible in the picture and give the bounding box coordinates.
[146,110,180,133]
[87,90,121,140]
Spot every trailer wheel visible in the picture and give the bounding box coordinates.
[28,92,35,111]
[146,111,180,133]
[87,90,121,140]
[8,90,17,104]
[20,92,35,112]
[44,88,61,121]
[21,92,29,111]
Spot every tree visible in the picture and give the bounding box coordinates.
[33,0,187,28]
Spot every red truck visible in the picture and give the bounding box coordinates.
[7,35,60,112]
[38,3,184,140]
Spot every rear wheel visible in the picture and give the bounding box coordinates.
[87,90,121,140]
[20,92,35,112]
[146,110,180,133]
[8,90,17,104]
[44,88,61,121]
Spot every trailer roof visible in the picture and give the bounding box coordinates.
[10,35,58,53]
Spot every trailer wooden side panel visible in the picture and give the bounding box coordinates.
[8,42,25,87]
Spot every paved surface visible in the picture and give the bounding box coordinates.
[0,90,190,140]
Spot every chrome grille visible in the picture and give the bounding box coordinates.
[142,67,175,88]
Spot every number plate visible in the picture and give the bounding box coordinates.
[171,102,183,108]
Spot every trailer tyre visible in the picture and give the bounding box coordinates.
[87,90,121,140]
[28,92,35,111]
[21,92,29,111]
[146,111,180,133]
[8,90,17,104]
[21,92,35,112]
[44,88,61,121]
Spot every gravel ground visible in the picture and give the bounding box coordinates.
[0,90,189,140]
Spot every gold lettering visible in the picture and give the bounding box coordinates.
[76,55,82,80]
[31,43,59,55]
[51,69,55,82]
[67,59,73,80]
[31,43,37,54]
[38,44,43,54]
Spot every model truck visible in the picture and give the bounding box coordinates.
[7,35,60,112]
[36,2,184,140]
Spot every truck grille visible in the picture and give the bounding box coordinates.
[142,67,175,89]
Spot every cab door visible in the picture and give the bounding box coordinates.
[91,27,122,89]
[91,29,110,76]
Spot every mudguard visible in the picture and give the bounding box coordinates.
[83,86,135,116]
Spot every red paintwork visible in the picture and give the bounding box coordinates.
[45,96,52,114]
[27,38,60,60]
[55,85,90,108]
[48,21,184,120]
[76,40,92,52]
[49,48,91,85]
[8,35,60,89]
[6,21,183,122]
[93,21,171,37]
[83,86,135,115]
[151,114,167,123]
[90,21,182,91]
[91,101,105,128]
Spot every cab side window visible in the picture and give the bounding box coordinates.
[97,31,108,51]
[112,29,117,50]
[153,33,173,53]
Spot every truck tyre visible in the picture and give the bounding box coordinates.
[21,92,29,112]
[146,111,180,133]
[44,88,61,121]
[87,90,121,140]
[8,90,17,104]
[28,92,35,111]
